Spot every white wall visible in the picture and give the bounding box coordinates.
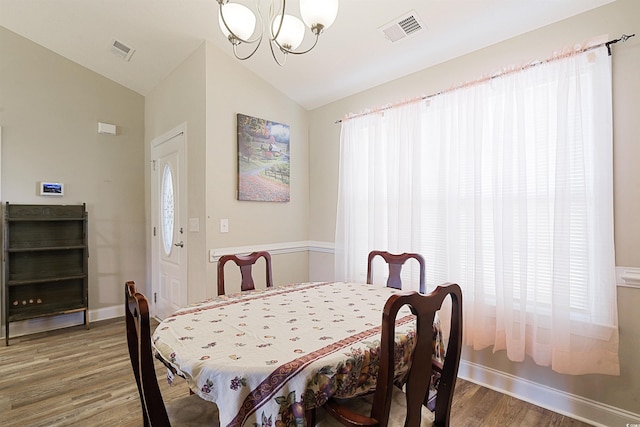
[308,0,640,421]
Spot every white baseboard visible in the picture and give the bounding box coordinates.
[307,241,335,253]
[208,240,314,262]
[90,304,124,322]
[616,266,640,288]
[459,360,640,426]
[4,312,86,339]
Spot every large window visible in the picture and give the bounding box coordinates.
[335,46,619,375]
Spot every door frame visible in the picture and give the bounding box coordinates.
[150,123,188,318]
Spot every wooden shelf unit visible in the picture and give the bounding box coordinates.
[3,203,89,345]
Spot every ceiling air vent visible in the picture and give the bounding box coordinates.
[379,11,425,43]
[111,39,135,61]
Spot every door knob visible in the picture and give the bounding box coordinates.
[174,241,184,248]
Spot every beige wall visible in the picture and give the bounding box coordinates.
[0,24,312,317]
[145,42,309,302]
[203,42,310,293]
[145,41,311,300]
[145,43,208,303]
[308,0,640,416]
[2,0,638,419]
[0,27,146,315]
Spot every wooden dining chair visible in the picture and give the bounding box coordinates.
[217,251,273,295]
[367,250,426,294]
[322,283,463,427]
[125,281,220,426]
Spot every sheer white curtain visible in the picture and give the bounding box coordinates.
[335,46,619,375]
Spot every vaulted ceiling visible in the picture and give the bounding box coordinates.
[0,0,615,110]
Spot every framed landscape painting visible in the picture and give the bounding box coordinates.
[237,113,290,202]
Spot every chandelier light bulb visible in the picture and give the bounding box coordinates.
[272,14,305,50]
[218,2,257,41]
[300,0,339,33]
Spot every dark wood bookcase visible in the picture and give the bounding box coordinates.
[3,203,88,345]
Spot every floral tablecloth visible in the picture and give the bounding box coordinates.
[152,281,441,427]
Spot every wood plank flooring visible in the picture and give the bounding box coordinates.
[0,318,593,426]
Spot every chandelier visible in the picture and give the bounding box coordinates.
[216,0,339,65]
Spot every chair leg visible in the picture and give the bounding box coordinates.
[305,408,316,426]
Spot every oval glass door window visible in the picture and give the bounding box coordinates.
[161,163,175,255]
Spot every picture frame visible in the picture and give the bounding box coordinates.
[40,182,64,196]
[237,113,290,202]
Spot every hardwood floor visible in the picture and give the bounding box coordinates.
[0,318,593,426]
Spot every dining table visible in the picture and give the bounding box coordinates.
[152,281,445,427]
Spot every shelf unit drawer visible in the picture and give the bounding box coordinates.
[7,248,86,283]
[7,279,86,322]
[7,221,85,249]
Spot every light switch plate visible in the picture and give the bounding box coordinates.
[220,218,229,233]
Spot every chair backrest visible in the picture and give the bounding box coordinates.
[125,281,172,427]
[217,251,273,295]
[324,283,462,427]
[367,250,426,294]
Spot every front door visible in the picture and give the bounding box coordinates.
[151,125,187,319]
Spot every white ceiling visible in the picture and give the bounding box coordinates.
[0,0,615,110]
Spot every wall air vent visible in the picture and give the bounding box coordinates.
[111,39,135,61]
[379,11,426,43]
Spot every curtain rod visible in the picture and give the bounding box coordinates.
[335,33,635,124]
